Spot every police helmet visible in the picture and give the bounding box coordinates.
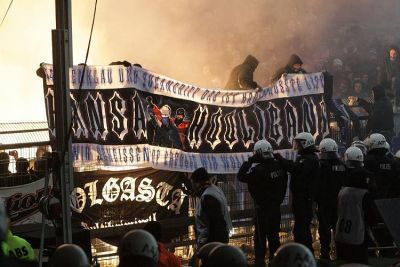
[319,138,338,153]
[319,138,338,159]
[254,139,274,159]
[293,132,315,151]
[118,229,159,266]
[395,150,400,159]
[345,147,364,163]
[351,140,368,156]
[369,133,386,150]
[269,242,317,267]
[50,244,90,267]
[197,242,224,266]
[204,244,247,267]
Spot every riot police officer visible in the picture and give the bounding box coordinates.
[335,147,376,265]
[274,132,319,253]
[317,138,346,260]
[238,140,287,266]
[365,133,396,199]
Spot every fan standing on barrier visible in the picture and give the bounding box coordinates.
[274,132,320,253]
[237,140,288,266]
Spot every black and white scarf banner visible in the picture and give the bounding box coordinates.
[71,168,189,229]
[39,64,330,173]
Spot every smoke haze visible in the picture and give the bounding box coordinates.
[0,0,399,122]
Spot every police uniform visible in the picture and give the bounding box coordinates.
[365,148,397,199]
[276,148,319,253]
[238,157,288,264]
[317,158,346,259]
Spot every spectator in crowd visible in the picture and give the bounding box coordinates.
[347,80,372,112]
[190,167,232,248]
[237,140,287,266]
[143,221,182,267]
[381,46,400,108]
[33,153,51,179]
[118,229,159,267]
[274,132,319,253]
[317,138,346,261]
[49,244,89,267]
[0,152,10,177]
[14,158,36,184]
[367,85,394,143]
[224,55,262,90]
[335,147,376,265]
[271,54,307,84]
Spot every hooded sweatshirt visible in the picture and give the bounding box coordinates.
[271,54,307,84]
[224,55,259,90]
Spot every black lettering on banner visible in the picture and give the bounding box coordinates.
[205,108,223,149]
[253,104,267,141]
[132,92,147,140]
[238,109,255,149]
[302,96,317,134]
[109,91,128,140]
[187,105,209,149]
[85,92,108,140]
[45,87,56,137]
[223,110,239,149]
[284,100,299,143]
[268,103,283,145]
[71,93,89,138]
[319,100,329,138]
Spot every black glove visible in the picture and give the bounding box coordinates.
[249,154,263,163]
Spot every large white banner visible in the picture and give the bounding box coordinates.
[40,63,325,107]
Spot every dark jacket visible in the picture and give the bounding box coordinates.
[317,158,346,208]
[367,85,394,133]
[271,54,307,84]
[237,158,288,207]
[224,55,259,90]
[365,148,397,199]
[276,148,319,199]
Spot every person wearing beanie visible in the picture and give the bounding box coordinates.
[225,54,262,90]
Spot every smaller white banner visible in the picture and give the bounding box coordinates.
[72,143,297,173]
